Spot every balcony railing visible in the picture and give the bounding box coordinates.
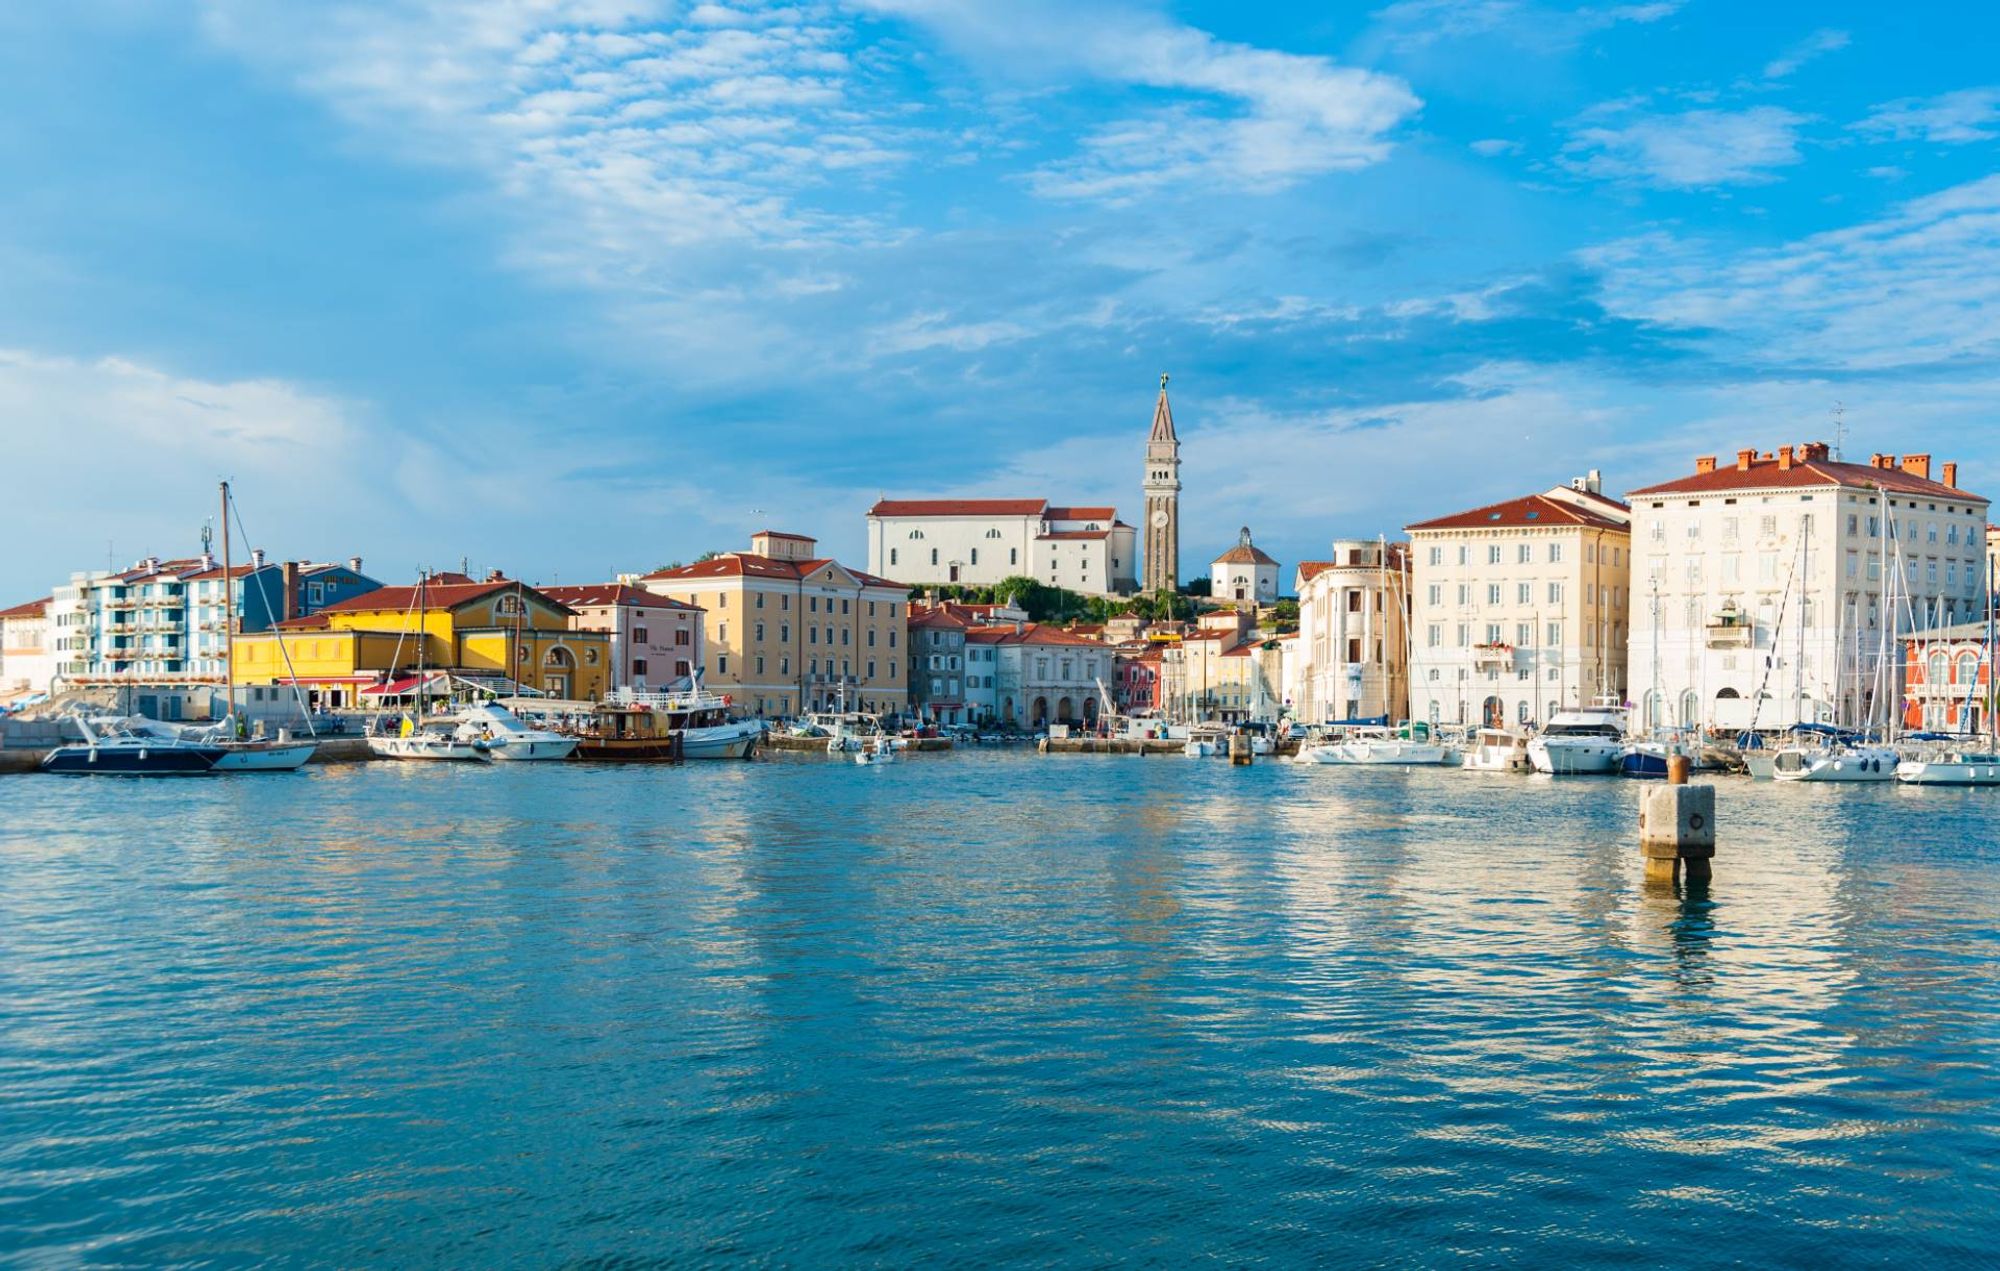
[1705,618,1754,649]
[1472,642,1516,671]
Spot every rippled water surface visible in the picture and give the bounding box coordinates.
[4,752,2000,1266]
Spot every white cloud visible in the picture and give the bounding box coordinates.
[855,0,1420,202]
[1762,28,1848,79]
[1855,87,2000,145]
[1364,0,1680,54]
[1561,105,1806,188]
[1469,137,1520,156]
[1581,174,2000,371]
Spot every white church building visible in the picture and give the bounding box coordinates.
[866,499,1140,596]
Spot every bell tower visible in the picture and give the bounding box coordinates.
[1142,373,1181,595]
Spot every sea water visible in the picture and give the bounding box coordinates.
[3,753,1998,1265]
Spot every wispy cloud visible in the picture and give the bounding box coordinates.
[1762,28,1848,80]
[1560,105,1806,189]
[1364,0,1680,54]
[1855,87,2000,144]
[1581,174,2000,372]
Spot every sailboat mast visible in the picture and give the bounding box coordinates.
[219,480,234,722]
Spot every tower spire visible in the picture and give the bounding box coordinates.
[1142,373,1182,595]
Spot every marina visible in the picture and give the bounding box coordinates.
[4,752,1998,1264]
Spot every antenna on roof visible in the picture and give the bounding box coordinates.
[1832,400,1846,462]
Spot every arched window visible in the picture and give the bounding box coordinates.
[985,529,1002,539]
[1929,651,1949,685]
[1955,652,1980,688]
[908,530,925,540]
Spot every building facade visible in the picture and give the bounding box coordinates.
[1143,374,1181,595]
[1408,474,1633,730]
[963,623,1112,727]
[1627,445,1989,732]
[866,500,1138,596]
[908,606,970,725]
[233,573,612,708]
[1211,528,1280,608]
[540,584,705,694]
[1158,609,1282,723]
[0,597,54,705]
[1293,540,1411,724]
[642,531,909,718]
[1902,621,1996,733]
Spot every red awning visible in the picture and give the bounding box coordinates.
[363,673,450,696]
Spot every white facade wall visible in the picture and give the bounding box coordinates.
[0,610,55,700]
[1212,558,1279,605]
[868,511,1139,595]
[1628,479,1990,732]
[1294,542,1410,724]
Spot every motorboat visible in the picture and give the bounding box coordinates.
[369,715,490,762]
[1528,701,1630,775]
[1619,735,1709,780]
[170,716,317,772]
[854,737,897,766]
[454,702,577,761]
[1462,727,1531,773]
[40,716,226,775]
[1184,737,1217,758]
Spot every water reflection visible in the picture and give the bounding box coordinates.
[1,755,1996,1266]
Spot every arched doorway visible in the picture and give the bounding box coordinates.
[1002,696,1015,724]
[542,645,575,699]
[1031,696,1049,726]
[1082,698,1099,726]
[1056,696,1075,723]
[1482,695,1504,728]
[1679,690,1699,729]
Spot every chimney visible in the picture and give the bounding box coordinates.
[1587,468,1602,494]
[281,560,300,621]
[486,568,506,583]
[1802,441,1830,461]
[348,556,363,573]
[1778,445,1795,470]
[1695,455,1718,475]
[250,548,267,568]
[1736,449,1756,472]
[1901,453,1933,481]
[1944,462,1959,489]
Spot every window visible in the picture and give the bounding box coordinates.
[717,655,728,674]
[841,599,850,615]
[1458,546,1469,566]
[1010,549,1018,566]
[1428,625,1441,647]
[1517,583,1531,604]
[1488,545,1502,565]
[633,658,648,676]
[754,623,764,641]
[1457,584,1471,606]
[1548,582,1564,604]
[1547,622,1562,646]
[633,627,648,644]
[1518,544,1532,564]
[1487,584,1502,605]
[1517,623,1533,645]
[1549,543,1563,563]
[1429,546,1443,566]
[891,549,898,566]
[970,549,978,566]
[757,594,765,609]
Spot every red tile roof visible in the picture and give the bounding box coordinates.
[1628,456,1985,501]
[1296,561,1335,583]
[1214,542,1278,566]
[1045,506,1117,521]
[643,553,903,590]
[869,498,1048,518]
[316,580,522,614]
[270,613,334,631]
[909,607,971,631]
[960,622,1102,647]
[539,583,699,611]
[1408,492,1629,533]
[752,529,817,542]
[0,596,50,620]
[1038,530,1113,541]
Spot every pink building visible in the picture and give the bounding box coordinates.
[540,584,704,694]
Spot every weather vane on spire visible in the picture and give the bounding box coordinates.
[1160,372,1169,390]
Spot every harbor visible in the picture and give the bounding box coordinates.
[4,752,1997,1265]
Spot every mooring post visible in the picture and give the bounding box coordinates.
[1639,754,1714,885]
[1229,732,1252,766]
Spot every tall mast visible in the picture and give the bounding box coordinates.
[220,479,234,720]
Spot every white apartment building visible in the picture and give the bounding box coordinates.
[1210,527,1281,608]
[866,499,1139,596]
[1293,540,1411,724]
[1626,444,1989,732]
[1408,474,1632,730]
[0,597,55,705]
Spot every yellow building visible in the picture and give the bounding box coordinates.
[641,531,909,718]
[232,572,612,708]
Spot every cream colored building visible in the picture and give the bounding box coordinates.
[1159,609,1282,723]
[0,597,54,705]
[1627,445,1989,732]
[1210,527,1280,608]
[641,531,909,718]
[1407,474,1632,730]
[1293,540,1410,724]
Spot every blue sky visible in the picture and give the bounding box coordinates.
[3,0,1998,599]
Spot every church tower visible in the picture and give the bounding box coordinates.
[1142,373,1181,595]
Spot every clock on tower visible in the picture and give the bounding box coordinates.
[1142,374,1181,595]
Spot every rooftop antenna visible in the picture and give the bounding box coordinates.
[1832,400,1847,462]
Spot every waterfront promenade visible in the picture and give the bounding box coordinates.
[4,754,1997,1264]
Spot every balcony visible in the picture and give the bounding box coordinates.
[1706,609,1755,649]
[1472,642,1516,671]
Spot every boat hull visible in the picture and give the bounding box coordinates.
[1896,758,2000,786]
[368,736,489,762]
[682,722,760,760]
[42,744,224,775]
[1771,749,1898,782]
[211,741,318,772]
[1298,742,1451,766]
[1528,739,1624,775]
[481,736,579,762]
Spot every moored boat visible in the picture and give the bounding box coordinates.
[369,716,490,762]
[1528,700,1630,775]
[1462,727,1531,773]
[40,717,227,775]
[455,702,577,762]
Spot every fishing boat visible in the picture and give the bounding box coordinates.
[455,702,577,762]
[570,705,683,762]
[1527,699,1629,775]
[854,737,897,766]
[1462,727,1531,772]
[40,716,227,775]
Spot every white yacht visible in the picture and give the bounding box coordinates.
[1528,701,1630,775]
[456,703,577,762]
[1770,742,1899,783]
[1895,746,2000,786]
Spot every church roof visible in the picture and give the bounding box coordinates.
[1149,375,1177,443]
[869,498,1048,518]
[1214,542,1278,566]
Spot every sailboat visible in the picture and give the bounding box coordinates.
[368,574,490,762]
[209,480,317,771]
[1770,517,1901,783]
[1897,585,2000,785]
